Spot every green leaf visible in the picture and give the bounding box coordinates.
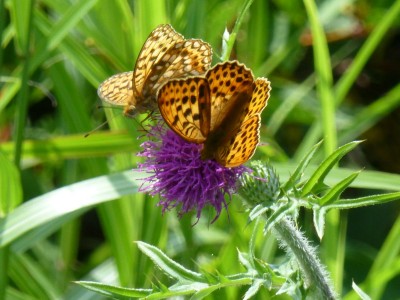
[282,141,322,192]
[0,152,22,216]
[352,281,371,300]
[75,281,151,298]
[237,250,254,274]
[0,170,141,247]
[191,285,221,300]
[249,218,262,267]
[0,131,138,167]
[275,163,400,192]
[248,204,269,221]
[301,141,362,196]
[221,0,254,61]
[319,171,361,205]
[243,278,265,300]
[312,207,326,240]
[325,192,400,210]
[9,0,33,54]
[303,0,337,155]
[136,241,206,283]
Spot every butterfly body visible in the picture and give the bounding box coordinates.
[158,61,271,167]
[201,89,252,162]
[97,24,212,118]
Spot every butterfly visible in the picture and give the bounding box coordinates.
[157,61,271,167]
[97,24,212,118]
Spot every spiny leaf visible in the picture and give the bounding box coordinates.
[301,141,362,197]
[137,241,206,283]
[282,141,322,192]
[319,171,361,205]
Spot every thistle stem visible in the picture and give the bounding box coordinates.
[273,217,337,300]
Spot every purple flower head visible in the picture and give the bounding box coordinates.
[138,121,248,222]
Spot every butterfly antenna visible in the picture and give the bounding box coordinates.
[84,120,109,138]
[140,110,155,124]
[137,111,159,135]
[97,104,124,111]
[137,122,151,137]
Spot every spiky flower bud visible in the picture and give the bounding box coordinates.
[239,161,280,205]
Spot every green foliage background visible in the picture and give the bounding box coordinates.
[1,0,400,299]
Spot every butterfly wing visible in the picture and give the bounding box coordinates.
[97,71,134,106]
[133,24,184,97]
[206,61,254,131]
[142,39,212,99]
[216,115,261,167]
[158,77,211,143]
[97,25,182,116]
[246,78,271,119]
[214,76,271,167]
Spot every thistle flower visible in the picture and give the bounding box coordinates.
[138,122,248,222]
[239,161,280,205]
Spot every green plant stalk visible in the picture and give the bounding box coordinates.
[302,0,336,156]
[2,1,35,299]
[13,0,34,166]
[221,0,254,61]
[302,0,342,290]
[272,218,337,300]
[0,251,8,300]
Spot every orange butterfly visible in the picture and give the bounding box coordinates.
[158,61,271,167]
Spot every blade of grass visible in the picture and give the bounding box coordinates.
[303,0,336,156]
[276,163,400,192]
[0,170,141,248]
[12,0,34,166]
[0,131,139,165]
[9,253,62,299]
[221,0,255,61]
[8,0,33,55]
[0,152,22,216]
[303,0,341,290]
[1,1,34,299]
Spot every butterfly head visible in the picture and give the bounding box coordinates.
[123,105,138,118]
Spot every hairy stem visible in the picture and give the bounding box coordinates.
[273,218,337,300]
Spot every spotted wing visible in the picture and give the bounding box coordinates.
[158,77,211,143]
[216,77,271,166]
[216,115,261,167]
[133,24,184,96]
[206,61,254,131]
[142,39,212,98]
[97,71,134,106]
[245,77,271,120]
